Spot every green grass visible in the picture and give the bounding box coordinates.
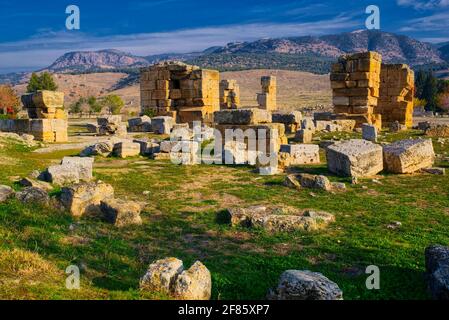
[0,132,448,300]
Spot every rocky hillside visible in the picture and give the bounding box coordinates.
[203,30,444,67]
[44,49,149,73]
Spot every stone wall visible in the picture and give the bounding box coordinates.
[330,51,382,129]
[219,79,240,109]
[331,52,415,129]
[0,90,68,143]
[378,64,414,128]
[257,76,277,111]
[140,61,220,124]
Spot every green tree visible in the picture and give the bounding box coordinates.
[87,96,102,114]
[69,100,82,115]
[100,95,124,115]
[26,72,58,93]
[422,74,439,112]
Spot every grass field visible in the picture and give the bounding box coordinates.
[0,129,448,300]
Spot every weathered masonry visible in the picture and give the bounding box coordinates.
[0,90,68,142]
[330,51,415,129]
[140,61,220,124]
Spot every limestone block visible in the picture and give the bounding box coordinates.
[214,108,271,125]
[173,261,212,300]
[279,144,320,164]
[140,258,184,295]
[151,116,174,134]
[383,139,435,174]
[113,141,141,158]
[362,124,378,142]
[100,198,144,227]
[61,157,94,181]
[294,129,313,144]
[60,181,114,217]
[326,139,383,177]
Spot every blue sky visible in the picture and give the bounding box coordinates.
[0,0,448,73]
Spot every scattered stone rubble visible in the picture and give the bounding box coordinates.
[272,111,302,133]
[267,270,343,300]
[284,174,345,192]
[226,206,335,232]
[140,257,211,300]
[97,115,127,137]
[128,115,152,132]
[41,157,94,186]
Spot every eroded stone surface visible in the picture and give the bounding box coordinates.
[383,139,435,174]
[425,245,449,300]
[173,261,212,300]
[267,270,343,300]
[100,198,144,227]
[326,139,383,177]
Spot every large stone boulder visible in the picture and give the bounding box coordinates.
[60,181,114,217]
[0,185,14,203]
[44,164,81,186]
[173,261,212,300]
[61,157,94,181]
[100,198,144,227]
[383,139,435,174]
[279,144,320,165]
[43,157,94,186]
[425,245,449,300]
[214,108,271,125]
[151,116,174,134]
[133,139,160,155]
[80,141,114,157]
[140,258,212,300]
[267,270,343,300]
[128,116,152,132]
[226,206,335,232]
[326,139,383,177]
[113,141,141,158]
[15,187,49,205]
[140,257,184,295]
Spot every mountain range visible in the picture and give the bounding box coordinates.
[1,30,449,85]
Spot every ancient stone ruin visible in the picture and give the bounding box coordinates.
[257,76,277,111]
[219,79,240,109]
[140,61,219,124]
[331,51,415,129]
[0,90,68,142]
[378,64,414,128]
[331,52,382,129]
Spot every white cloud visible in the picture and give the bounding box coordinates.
[399,11,449,31]
[0,16,358,73]
[397,0,449,10]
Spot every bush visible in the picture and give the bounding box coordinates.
[26,72,58,93]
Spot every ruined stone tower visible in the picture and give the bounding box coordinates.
[140,61,220,124]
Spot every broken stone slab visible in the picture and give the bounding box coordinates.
[294,129,313,144]
[97,115,122,126]
[326,139,383,177]
[383,139,435,174]
[113,141,141,158]
[279,144,320,165]
[272,111,302,124]
[100,198,144,227]
[258,165,279,176]
[267,270,343,300]
[223,140,247,165]
[140,258,211,300]
[128,116,152,132]
[226,206,335,232]
[301,118,316,132]
[214,108,271,125]
[60,181,114,217]
[140,257,184,295]
[389,121,407,132]
[86,123,100,134]
[425,245,449,300]
[332,119,356,132]
[422,167,445,175]
[80,141,114,157]
[362,124,378,142]
[133,139,160,155]
[0,185,14,203]
[160,140,182,153]
[19,177,53,192]
[297,173,332,191]
[15,187,49,205]
[425,125,449,138]
[315,120,332,132]
[61,157,94,182]
[44,164,81,186]
[173,261,212,300]
[151,116,175,134]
